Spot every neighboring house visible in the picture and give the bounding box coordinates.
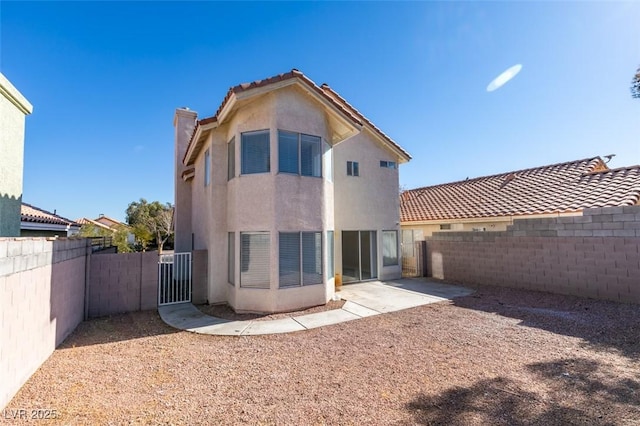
[93,214,125,230]
[76,217,113,233]
[20,203,81,237]
[0,73,33,237]
[400,156,640,241]
[77,215,135,244]
[174,69,411,313]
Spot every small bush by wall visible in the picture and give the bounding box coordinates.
[426,206,640,304]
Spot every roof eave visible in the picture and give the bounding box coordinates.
[184,120,218,166]
[233,78,363,145]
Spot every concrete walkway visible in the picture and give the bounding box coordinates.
[158,278,473,336]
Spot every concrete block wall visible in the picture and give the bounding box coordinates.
[0,237,88,410]
[88,251,159,318]
[426,206,640,304]
[507,206,640,237]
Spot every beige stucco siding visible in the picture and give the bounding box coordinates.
[0,74,32,237]
[334,130,402,281]
[218,88,335,310]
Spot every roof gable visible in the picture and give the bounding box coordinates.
[401,157,640,222]
[183,69,411,166]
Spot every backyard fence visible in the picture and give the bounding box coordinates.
[424,206,640,304]
[158,252,192,306]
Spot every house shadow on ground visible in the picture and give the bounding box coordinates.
[405,357,640,425]
[450,284,640,360]
[56,310,179,349]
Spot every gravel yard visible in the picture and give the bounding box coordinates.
[4,284,640,425]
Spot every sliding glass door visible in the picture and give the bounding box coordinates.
[342,231,377,283]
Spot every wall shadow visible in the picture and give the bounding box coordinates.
[55,310,179,350]
[48,241,178,349]
[450,284,640,360]
[405,357,639,425]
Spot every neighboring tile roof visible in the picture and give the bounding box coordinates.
[94,215,124,228]
[183,69,411,164]
[21,203,80,227]
[77,217,112,230]
[400,157,640,222]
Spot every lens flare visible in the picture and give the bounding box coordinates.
[487,64,523,92]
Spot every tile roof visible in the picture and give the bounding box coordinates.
[400,157,640,222]
[94,215,125,228]
[77,217,112,230]
[21,203,80,227]
[183,69,411,165]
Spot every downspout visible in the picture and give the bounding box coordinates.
[83,238,91,320]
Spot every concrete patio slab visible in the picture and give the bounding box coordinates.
[192,321,249,336]
[293,308,361,329]
[158,278,473,336]
[341,300,380,318]
[336,281,448,313]
[241,318,306,335]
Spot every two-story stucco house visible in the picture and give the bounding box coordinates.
[173,69,411,313]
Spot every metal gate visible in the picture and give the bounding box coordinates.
[401,230,426,277]
[158,252,192,306]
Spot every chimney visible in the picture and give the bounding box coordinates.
[173,107,198,252]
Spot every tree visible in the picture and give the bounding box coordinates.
[78,222,133,253]
[632,65,640,99]
[125,199,174,253]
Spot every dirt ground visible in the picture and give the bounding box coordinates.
[3,283,640,425]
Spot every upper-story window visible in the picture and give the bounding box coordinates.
[204,149,210,186]
[241,130,270,175]
[278,130,321,177]
[347,161,359,177]
[380,160,397,169]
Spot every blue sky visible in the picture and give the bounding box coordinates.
[2,1,639,222]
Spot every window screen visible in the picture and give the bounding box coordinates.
[278,131,321,177]
[300,134,321,177]
[302,232,323,285]
[347,161,359,176]
[278,131,299,174]
[241,130,270,174]
[228,137,235,181]
[228,232,235,285]
[204,149,210,186]
[240,232,270,288]
[327,231,334,278]
[382,230,398,266]
[279,233,300,287]
[278,231,323,287]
